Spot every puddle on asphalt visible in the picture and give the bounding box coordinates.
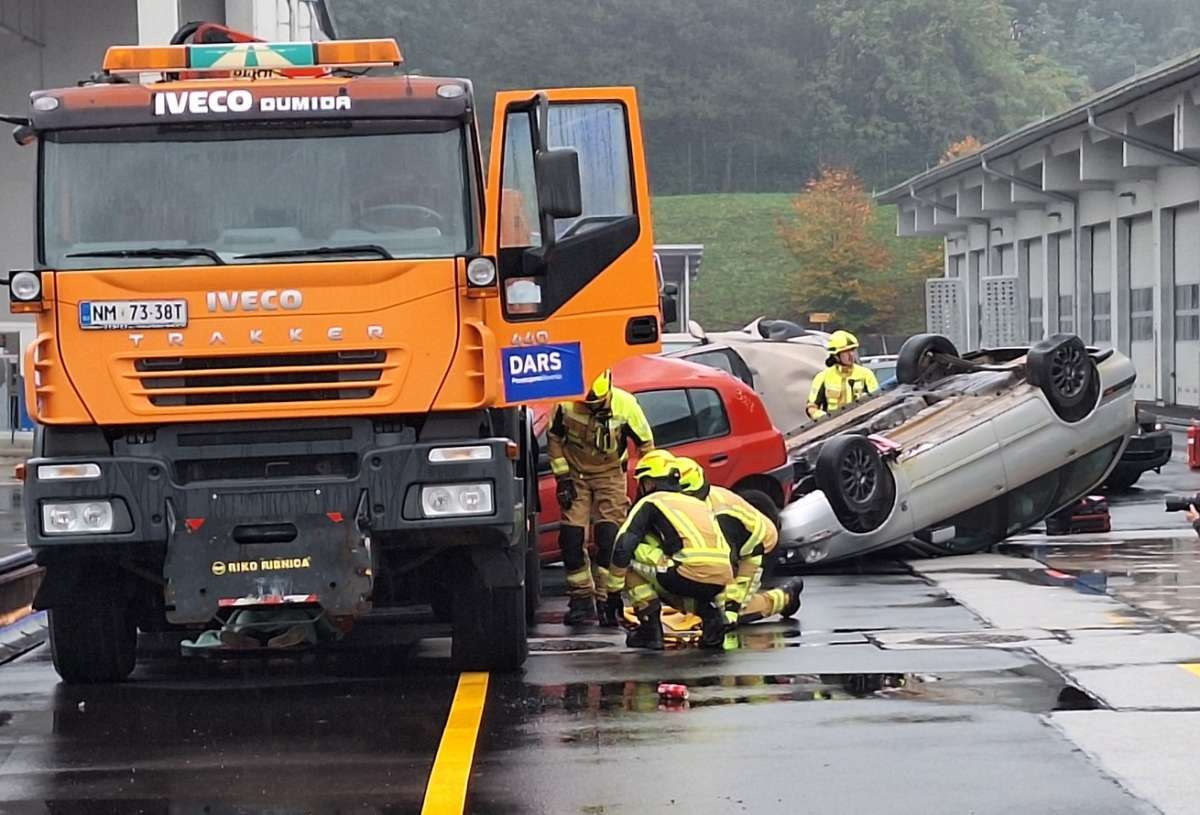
[516,667,1100,719]
[1003,537,1200,633]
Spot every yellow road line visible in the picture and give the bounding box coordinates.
[1180,663,1200,679]
[421,672,490,815]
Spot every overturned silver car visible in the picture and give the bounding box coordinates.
[777,333,1136,566]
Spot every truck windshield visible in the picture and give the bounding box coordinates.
[41,121,471,269]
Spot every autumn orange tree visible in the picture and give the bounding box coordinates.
[778,167,897,332]
[940,135,984,165]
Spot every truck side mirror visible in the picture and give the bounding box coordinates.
[660,283,679,327]
[535,148,582,220]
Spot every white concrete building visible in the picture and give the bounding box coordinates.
[878,49,1200,411]
[0,1,333,427]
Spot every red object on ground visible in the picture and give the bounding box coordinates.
[657,683,689,701]
[1188,422,1200,470]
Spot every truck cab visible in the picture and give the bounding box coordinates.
[11,36,661,682]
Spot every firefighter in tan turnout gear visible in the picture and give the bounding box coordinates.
[548,369,655,625]
[605,450,733,650]
[806,329,879,420]
[675,456,803,630]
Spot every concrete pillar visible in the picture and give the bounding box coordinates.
[136,0,179,45]
[1161,208,1176,403]
[1115,217,1130,355]
[1079,226,1094,344]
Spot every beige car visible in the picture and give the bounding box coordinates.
[669,318,829,436]
[777,333,1136,566]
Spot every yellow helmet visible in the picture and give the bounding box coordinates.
[584,368,613,408]
[675,456,706,493]
[633,449,680,483]
[826,330,859,355]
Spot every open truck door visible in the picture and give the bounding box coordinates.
[483,87,661,404]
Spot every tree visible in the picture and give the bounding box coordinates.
[941,135,984,165]
[779,168,897,332]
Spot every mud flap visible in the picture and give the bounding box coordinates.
[164,511,372,624]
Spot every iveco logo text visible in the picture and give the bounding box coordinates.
[153,90,352,116]
[207,290,303,312]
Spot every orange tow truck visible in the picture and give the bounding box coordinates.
[5,31,661,682]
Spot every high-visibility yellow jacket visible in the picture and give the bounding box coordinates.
[608,490,733,589]
[806,364,878,420]
[705,484,777,608]
[547,387,654,477]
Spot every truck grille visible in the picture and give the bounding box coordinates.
[134,350,388,406]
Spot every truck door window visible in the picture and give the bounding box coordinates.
[545,103,633,241]
[499,113,541,249]
[496,100,640,320]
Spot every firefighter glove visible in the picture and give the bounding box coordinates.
[556,476,577,511]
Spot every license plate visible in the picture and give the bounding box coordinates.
[79,300,188,330]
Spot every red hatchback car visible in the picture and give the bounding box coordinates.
[532,354,794,561]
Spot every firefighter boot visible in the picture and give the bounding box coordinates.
[698,601,727,649]
[564,595,598,626]
[781,578,805,619]
[626,601,665,651]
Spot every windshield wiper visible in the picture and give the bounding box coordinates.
[66,247,226,265]
[235,244,394,261]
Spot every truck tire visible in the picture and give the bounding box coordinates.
[49,599,137,684]
[525,515,542,625]
[452,561,528,672]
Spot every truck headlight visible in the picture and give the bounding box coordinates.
[42,500,114,535]
[420,483,494,517]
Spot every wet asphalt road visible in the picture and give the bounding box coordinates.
[2,458,1199,813]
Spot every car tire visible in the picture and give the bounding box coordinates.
[1027,334,1100,423]
[814,434,895,533]
[451,557,528,672]
[1102,466,1142,492]
[735,488,781,530]
[896,334,960,385]
[49,598,138,684]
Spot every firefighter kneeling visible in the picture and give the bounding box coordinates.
[675,456,803,630]
[605,450,733,650]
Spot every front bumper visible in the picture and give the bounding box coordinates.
[24,419,524,620]
[775,491,896,566]
[1117,429,1173,470]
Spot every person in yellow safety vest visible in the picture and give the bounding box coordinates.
[806,329,879,420]
[675,457,804,630]
[604,450,733,650]
[547,368,655,626]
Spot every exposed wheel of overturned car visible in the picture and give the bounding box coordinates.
[896,334,960,385]
[1027,334,1100,423]
[815,434,896,533]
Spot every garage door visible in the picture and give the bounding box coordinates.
[1055,232,1076,335]
[1026,239,1044,340]
[1129,215,1157,402]
[1175,205,1200,407]
[1091,224,1112,346]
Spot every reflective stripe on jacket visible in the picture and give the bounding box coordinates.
[806,364,878,418]
[547,387,654,476]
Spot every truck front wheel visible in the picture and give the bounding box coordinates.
[49,598,137,684]
[452,560,528,672]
